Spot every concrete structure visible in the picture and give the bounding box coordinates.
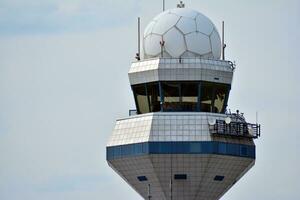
[106,4,260,200]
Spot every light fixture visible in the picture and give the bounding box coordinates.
[208,118,216,126]
[225,117,231,124]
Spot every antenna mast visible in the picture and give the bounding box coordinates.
[148,184,152,200]
[136,17,141,61]
[256,111,258,125]
[170,155,173,200]
[160,40,165,58]
[163,0,165,11]
[222,21,226,60]
[177,1,185,8]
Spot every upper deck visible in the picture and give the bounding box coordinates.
[129,57,235,85]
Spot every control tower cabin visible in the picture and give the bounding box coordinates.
[106,3,260,200]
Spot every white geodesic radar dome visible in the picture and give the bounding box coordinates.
[143,8,221,59]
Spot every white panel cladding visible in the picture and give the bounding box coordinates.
[185,32,211,54]
[210,29,222,60]
[107,112,255,147]
[150,113,212,142]
[107,115,153,147]
[170,8,199,19]
[108,155,167,200]
[164,27,186,57]
[128,58,234,85]
[144,34,163,57]
[108,154,255,200]
[176,17,197,34]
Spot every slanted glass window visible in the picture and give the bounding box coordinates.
[181,83,198,111]
[147,83,161,112]
[201,82,214,112]
[162,82,181,111]
[132,81,230,114]
[132,84,149,114]
[214,84,228,113]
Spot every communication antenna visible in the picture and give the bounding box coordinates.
[256,111,258,125]
[170,154,173,200]
[163,0,165,11]
[177,1,185,8]
[160,40,165,57]
[148,184,152,200]
[222,21,227,60]
[135,17,141,61]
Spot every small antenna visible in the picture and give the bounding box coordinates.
[148,184,152,200]
[177,1,185,8]
[256,111,258,125]
[135,17,141,61]
[170,154,173,200]
[160,40,165,58]
[163,0,165,11]
[222,21,226,60]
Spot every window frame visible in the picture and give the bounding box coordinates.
[131,81,231,114]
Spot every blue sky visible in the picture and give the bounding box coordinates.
[0,0,299,200]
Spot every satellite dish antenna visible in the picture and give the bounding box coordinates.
[208,118,216,126]
[225,117,231,124]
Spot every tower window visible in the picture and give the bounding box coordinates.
[147,83,161,112]
[214,84,228,113]
[162,82,181,111]
[214,175,224,181]
[181,83,198,111]
[201,82,214,112]
[174,174,187,180]
[132,84,150,114]
[132,81,230,114]
[137,176,148,182]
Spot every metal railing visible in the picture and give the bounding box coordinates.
[210,120,261,139]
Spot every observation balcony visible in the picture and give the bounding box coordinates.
[210,120,261,139]
[209,112,261,139]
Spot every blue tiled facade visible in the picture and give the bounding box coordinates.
[106,141,255,160]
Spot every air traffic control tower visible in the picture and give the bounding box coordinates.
[106,2,260,200]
